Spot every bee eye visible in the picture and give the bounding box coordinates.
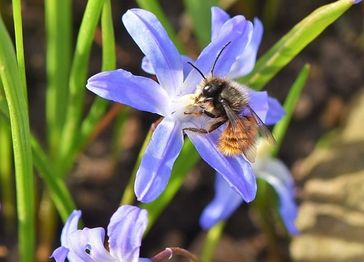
[203,84,220,97]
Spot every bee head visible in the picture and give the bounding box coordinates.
[202,81,224,98]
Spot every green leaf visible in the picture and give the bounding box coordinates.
[271,64,310,156]
[59,0,105,166]
[61,0,116,175]
[241,0,356,90]
[0,113,16,233]
[136,0,185,53]
[183,0,219,47]
[11,0,27,99]
[141,140,200,232]
[0,14,35,262]
[31,138,76,222]
[45,0,72,157]
[0,103,76,222]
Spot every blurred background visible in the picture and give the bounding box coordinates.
[0,0,363,261]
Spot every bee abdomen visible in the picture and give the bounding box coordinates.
[217,117,258,156]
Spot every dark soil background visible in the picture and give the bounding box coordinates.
[0,0,363,261]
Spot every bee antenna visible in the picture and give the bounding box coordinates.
[211,41,232,76]
[187,62,206,80]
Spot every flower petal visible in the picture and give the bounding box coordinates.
[187,131,256,202]
[181,16,252,95]
[248,90,285,125]
[200,175,243,229]
[87,69,170,116]
[135,118,184,202]
[122,9,183,95]
[247,90,269,123]
[50,246,69,262]
[142,55,194,79]
[108,205,148,262]
[256,159,298,234]
[60,210,81,247]
[211,7,230,42]
[228,18,263,78]
[266,97,285,125]
[261,174,298,234]
[139,259,152,262]
[68,228,116,262]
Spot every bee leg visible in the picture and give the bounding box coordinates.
[183,119,226,134]
[183,127,208,134]
[184,109,219,119]
[184,111,203,116]
[206,119,226,132]
[203,110,220,118]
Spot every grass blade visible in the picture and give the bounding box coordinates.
[45,0,72,157]
[31,138,76,222]
[271,64,310,156]
[0,114,16,234]
[183,0,219,47]
[0,14,35,262]
[61,0,116,175]
[11,0,27,99]
[59,0,105,165]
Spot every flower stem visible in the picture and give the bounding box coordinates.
[253,179,282,261]
[200,221,225,262]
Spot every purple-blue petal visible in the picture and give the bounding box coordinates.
[187,131,257,202]
[248,90,284,125]
[135,118,184,202]
[68,227,115,262]
[211,7,230,42]
[257,159,298,234]
[200,174,243,229]
[248,90,269,123]
[87,69,170,116]
[108,205,148,262]
[141,56,155,75]
[262,174,298,234]
[122,9,183,96]
[266,97,285,125]
[142,55,194,80]
[60,210,81,248]
[228,18,263,78]
[50,246,69,262]
[182,16,252,95]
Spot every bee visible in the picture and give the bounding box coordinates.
[184,42,275,162]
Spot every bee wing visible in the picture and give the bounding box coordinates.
[220,102,258,162]
[241,138,257,163]
[246,105,276,144]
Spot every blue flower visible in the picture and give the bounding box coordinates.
[51,205,150,262]
[87,8,284,203]
[200,156,298,234]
